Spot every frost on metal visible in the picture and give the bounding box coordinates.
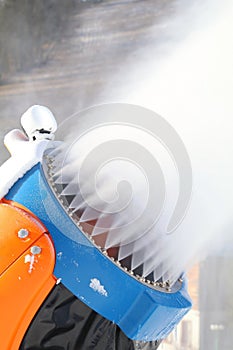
[0,130,50,199]
[73,260,79,268]
[57,251,63,259]
[89,278,108,297]
[0,105,57,199]
[24,254,36,274]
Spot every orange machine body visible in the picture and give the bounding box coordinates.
[0,199,56,350]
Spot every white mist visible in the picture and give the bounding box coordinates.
[101,0,233,275]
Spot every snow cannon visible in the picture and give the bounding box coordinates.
[0,104,192,349]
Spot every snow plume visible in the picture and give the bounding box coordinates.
[110,1,233,270]
[48,0,233,286]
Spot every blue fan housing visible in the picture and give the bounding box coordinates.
[6,163,192,341]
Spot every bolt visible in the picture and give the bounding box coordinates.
[30,246,42,255]
[18,228,29,239]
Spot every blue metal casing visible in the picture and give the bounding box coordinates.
[6,163,192,341]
